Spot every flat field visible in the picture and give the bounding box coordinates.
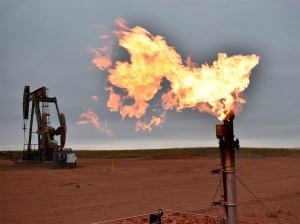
[0,152,299,224]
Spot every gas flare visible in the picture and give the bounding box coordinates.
[77,108,113,137]
[91,96,99,101]
[88,46,112,71]
[90,18,259,131]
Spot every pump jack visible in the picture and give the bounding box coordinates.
[22,86,75,165]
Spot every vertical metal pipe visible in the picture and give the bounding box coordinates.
[216,113,238,224]
[223,118,238,224]
[28,101,35,151]
[216,132,228,215]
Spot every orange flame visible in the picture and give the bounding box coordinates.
[90,18,260,130]
[98,35,110,39]
[135,112,166,132]
[88,46,112,71]
[91,95,99,101]
[77,108,113,137]
[105,87,122,112]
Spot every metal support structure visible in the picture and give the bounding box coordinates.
[22,86,67,161]
[215,112,239,224]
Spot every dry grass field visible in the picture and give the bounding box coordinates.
[0,149,300,224]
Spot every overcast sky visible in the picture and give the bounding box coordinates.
[1,0,299,150]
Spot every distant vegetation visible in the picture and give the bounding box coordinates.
[75,147,300,159]
[1,147,299,160]
[237,147,300,158]
[75,147,220,159]
[0,151,23,160]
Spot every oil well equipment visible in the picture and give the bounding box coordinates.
[22,86,77,167]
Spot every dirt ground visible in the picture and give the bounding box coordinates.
[0,155,299,224]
